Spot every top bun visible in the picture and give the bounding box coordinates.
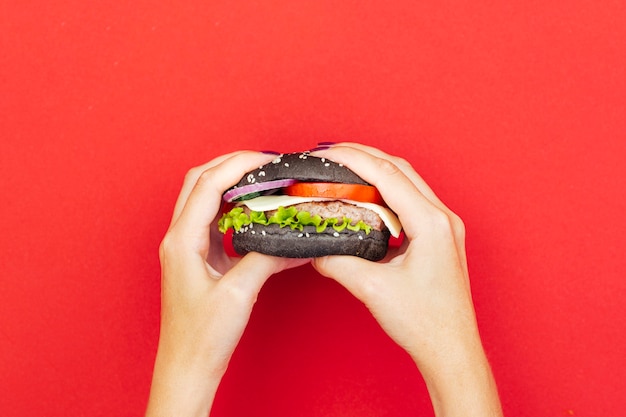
[229,152,370,189]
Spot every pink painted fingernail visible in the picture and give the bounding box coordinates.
[308,146,331,152]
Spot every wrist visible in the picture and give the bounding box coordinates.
[145,346,226,417]
[413,336,502,417]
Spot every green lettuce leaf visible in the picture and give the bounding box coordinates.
[218,206,372,234]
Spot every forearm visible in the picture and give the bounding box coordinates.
[413,335,502,417]
[145,350,225,417]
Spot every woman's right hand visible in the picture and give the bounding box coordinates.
[146,151,308,417]
[311,143,503,417]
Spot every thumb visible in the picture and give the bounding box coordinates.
[311,255,381,303]
[223,252,309,298]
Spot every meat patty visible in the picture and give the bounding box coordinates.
[256,201,385,231]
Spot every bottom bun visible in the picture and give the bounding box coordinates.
[232,224,390,261]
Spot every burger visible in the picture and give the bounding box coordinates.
[218,151,402,261]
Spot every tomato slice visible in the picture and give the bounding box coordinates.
[284,182,386,206]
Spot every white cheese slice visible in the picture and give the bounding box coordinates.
[237,195,402,238]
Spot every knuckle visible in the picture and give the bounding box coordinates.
[158,233,174,261]
[220,280,253,305]
[393,156,412,170]
[355,272,387,302]
[426,209,467,246]
[159,231,185,262]
[449,212,466,240]
[184,165,205,184]
[431,207,452,227]
[375,157,402,177]
[426,208,456,237]
[195,167,215,186]
[359,277,381,300]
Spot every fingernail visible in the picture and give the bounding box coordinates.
[317,141,337,146]
[308,146,331,152]
[260,150,281,155]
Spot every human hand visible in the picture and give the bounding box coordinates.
[311,143,502,417]
[146,151,308,417]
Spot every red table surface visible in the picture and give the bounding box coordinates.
[2,1,625,416]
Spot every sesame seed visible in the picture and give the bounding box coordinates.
[333,232,339,237]
[358,235,364,240]
[339,163,344,167]
[272,157,281,164]
[324,163,330,167]
[298,233,303,237]
[247,174,255,183]
[251,231,256,234]
[259,171,265,176]
[261,230,266,236]
[321,158,326,162]
[284,163,289,167]
[305,233,310,238]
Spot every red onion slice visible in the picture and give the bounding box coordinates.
[223,179,298,202]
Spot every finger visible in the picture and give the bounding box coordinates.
[340,143,468,269]
[169,151,250,230]
[311,255,382,304]
[222,252,310,297]
[311,145,440,239]
[171,152,276,254]
[313,145,468,270]
[207,222,237,275]
[326,142,449,211]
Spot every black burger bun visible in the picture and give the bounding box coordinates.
[232,224,391,261]
[229,152,370,190]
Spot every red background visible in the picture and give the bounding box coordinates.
[2,1,625,416]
